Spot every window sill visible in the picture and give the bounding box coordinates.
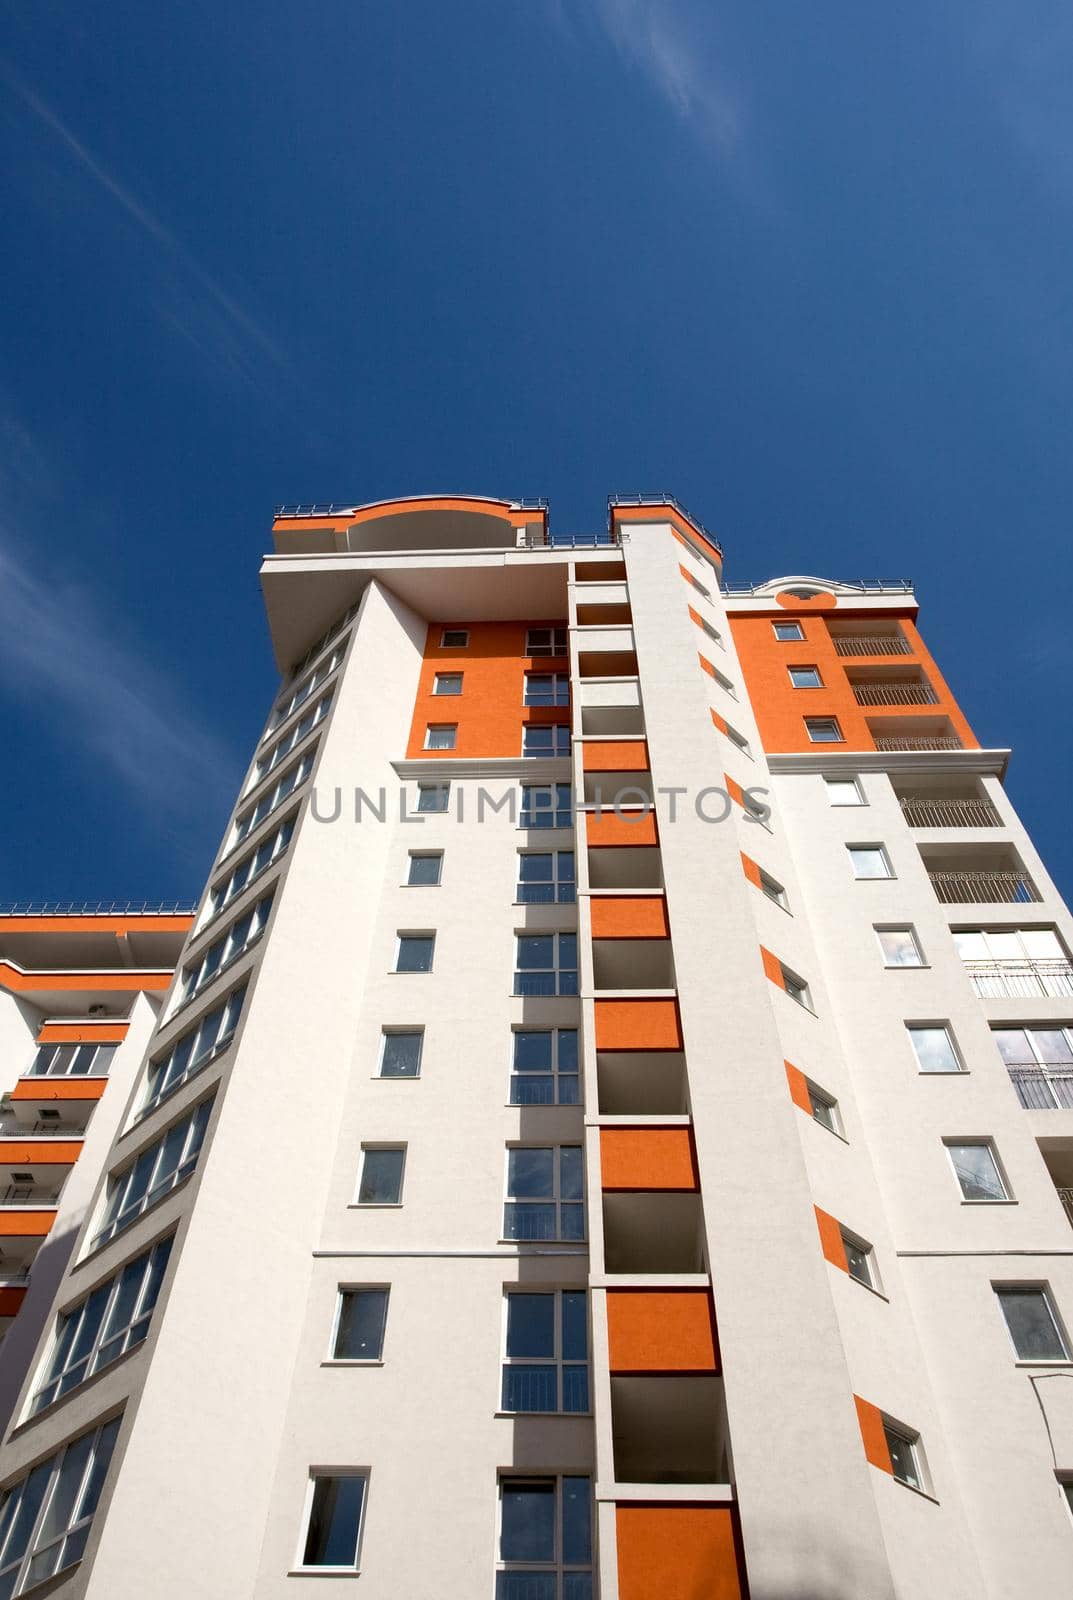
[884,964,931,971]
[890,1480,940,1506]
[494,1411,593,1420]
[809,1118,850,1145]
[321,1359,385,1368]
[846,1276,890,1304]
[287,1568,361,1578]
[347,1203,403,1210]
[917,1070,968,1077]
[370,1074,421,1081]
[496,1238,588,1248]
[960,1198,1018,1206]
[399,882,442,888]
[387,971,434,977]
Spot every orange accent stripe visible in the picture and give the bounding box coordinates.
[0,916,192,934]
[760,946,785,989]
[600,1128,699,1191]
[724,774,745,808]
[11,1078,107,1102]
[855,1395,894,1473]
[616,1505,745,1600]
[0,964,169,994]
[814,1206,849,1271]
[0,1211,56,1237]
[590,897,670,939]
[785,1060,813,1113]
[581,740,649,773]
[585,811,659,848]
[710,708,728,735]
[698,653,716,678]
[607,1290,720,1373]
[0,1142,83,1164]
[595,999,682,1051]
[740,852,763,889]
[37,1022,129,1044]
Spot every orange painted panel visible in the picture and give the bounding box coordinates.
[590,898,670,939]
[0,1211,56,1237]
[581,740,649,773]
[595,999,682,1051]
[11,1078,107,1102]
[698,653,716,679]
[600,1128,699,1191]
[785,1061,813,1114]
[405,620,569,760]
[37,1022,129,1044]
[740,852,763,889]
[759,946,785,989]
[725,608,978,756]
[617,1505,744,1600]
[607,1290,719,1372]
[855,1395,894,1474]
[814,1206,848,1272]
[0,916,191,934]
[724,773,744,807]
[0,1286,27,1318]
[0,964,169,993]
[0,1142,82,1165]
[585,811,659,848]
[710,708,728,735]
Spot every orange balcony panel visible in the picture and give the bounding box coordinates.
[0,1211,56,1238]
[607,1290,719,1373]
[11,1078,108,1103]
[617,1505,745,1600]
[0,1142,83,1166]
[590,897,670,940]
[595,1000,682,1051]
[0,963,170,994]
[582,740,650,773]
[600,1128,699,1192]
[37,1021,129,1044]
[585,811,659,848]
[0,1286,27,1318]
[0,916,191,935]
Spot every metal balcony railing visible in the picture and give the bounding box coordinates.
[874,735,963,751]
[929,869,1040,904]
[0,1273,31,1289]
[1009,1067,1073,1111]
[962,960,1073,999]
[899,796,1001,828]
[1056,1188,1073,1225]
[832,634,912,656]
[853,680,938,706]
[0,1123,84,1139]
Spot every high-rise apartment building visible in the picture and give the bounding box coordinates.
[0,492,1071,1599]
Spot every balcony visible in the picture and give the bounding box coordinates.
[899,794,1000,828]
[611,1374,730,1483]
[603,1193,705,1273]
[875,735,964,751]
[830,630,911,657]
[961,961,1073,1000]
[850,673,938,707]
[597,1052,689,1115]
[1009,1067,1073,1111]
[929,870,1040,905]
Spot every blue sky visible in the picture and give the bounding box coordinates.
[1,0,1069,903]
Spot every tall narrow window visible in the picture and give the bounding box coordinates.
[299,1474,367,1571]
[502,1291,590,1413]
[504,1147,584,1241]
[0,1418,120,1594]
[356,1147,406,1205]
[807,1082,842,1135]
[496,1477,592,1599]
[517,852,575,904]
[907,1024,962,1074]
[946,1141,1009,1201]
[510,1030,580,1106]
[332,1289,389,1361]
[995,1287,1070,1361]
[883,1422,924,1491]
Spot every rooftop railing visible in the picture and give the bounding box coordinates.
[853,680,938,706]
[0,901,196,918]
[962,960,1073,1000]
[832,634,912,656]
[721,578,913,596]
[608,494,722,553]
[273,499,550,519]
[873,735,963,752]
[1009,1067,1073,1112]
[928,869,1041,905]
[899,796,1000,828]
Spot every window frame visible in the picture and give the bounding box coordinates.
[882,1419,926,1493]
[440,629,469,648]
[848,843,894,880]
[496,1474,593,1599]
[806,717,845,744]
[140,984,246,1117]
[232,749,316,849]
[994,1284,1071,1364]
[824,776,865,806]
[432,672,463,696]
[328,1287,390,1365]
[415,782,450,814]
[503,1145,585,1242]
[509,1029,581,1107]
[525,627,568,658]
[516,851,576,905]
[500,1289,591,1415]
[268,644,344,735]
[28,1043,117,1080]
[249,690,332,794]
[174,893,273,1015]
[93,1099,213,1252]
[393,932,435,974]
[907,1023,964,1075]
[780,966,813,1011]
[523,673,570,708]
[788,665,823,688]
[514,932,579,997]
[772,620,805,641]
[294,1470,370,1574]
[377,1029,424,1079]
[0,1416,121,1595]
[405,851,443,887]
[203,812,295,931]
[519,783,573,831]
[423,723,458,751]
[875,925,926,968]
[521,724,572,759]
[806,1081,843,1137]
[841,1229,880,1293]
[944,1139,1011,1203]
[354,1145,406,1207]
[759,870,788,909]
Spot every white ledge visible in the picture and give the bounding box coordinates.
[595,1482,733,1503]
[765,749,1011,777]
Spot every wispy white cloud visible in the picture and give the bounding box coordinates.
[969,2,1073,203]
[1,61,287,379]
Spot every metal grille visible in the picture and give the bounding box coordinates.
[873,735,963,751]
[899,796,1000,827]
[962,960,1073,999]
[852,679,938,706]
[928,870,1041,904]
[1056,1188,1073,1225]
[832,634,912,656]
[0,900,196,917]
[1009,1067,1073,1111]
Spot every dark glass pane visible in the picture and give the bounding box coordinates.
[396,938,434,973]
[511,1075,555,1105]
[500,1482,555,1563]
[516,972,557,996]
[517,937,554,970]
[508,1149,553,1198]
[335,1290,389,1360]
[519,856,553,882]
[999,1290,1068,1359]
[564,1575,594,1600]
[506,1295,555,1357]
[559,853,576,881]
[560,1205,585,1241]
[504,1204,556,1241]
[518,884,556,904]
[381,1033,422,1077]
[558,935,578,968]
[514,1034,553,1071]
[562,1478,592,1563]
[496,1575,555,1600]
[562,1294,587,1359]
[557,1032,579,1071]
[559,1148,583,1199]
[563,1366,590,1413]
[359,1150,405,1204]
[557,1074,581,1105]
[502,1366,558,1412]
[303,1476,365,1567]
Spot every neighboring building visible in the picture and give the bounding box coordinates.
[0,493,1070,1599]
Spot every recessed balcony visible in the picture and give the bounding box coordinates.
[920,846,1040,905]
[597,1052,689,1115]
[611,1375,730,1483]
[893,778,1000,828]
[4,1077,108,1131]
[580,703,645,737]
[603,1192,705,1273]
[587,847,663,891]
[848,667,938,706]
[582,771,655,807]
[578,649,639,679]
[869,716,963,751]
[592,939,675,992]
[575,559,627,583]
[827,623,911,657]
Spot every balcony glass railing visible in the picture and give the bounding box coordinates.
[899,796,1000,827]
[928,870,1040,904]
[962,960,1073,999]
[1009,1066,1073,1111]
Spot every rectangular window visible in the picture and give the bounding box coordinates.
[502,1291,590,1414]
[433,673,463,696]
[94,1100,212,1251]
[522,725,571,759]
[883,1422,923,1491]
[504,1146,584,1241]
[510,1030,580,1106]
[724,722,751,757]
[806,717,844,744]
[520,784,573,830]
[332,1289,389,1362]
[773,621,804,641]
[178,894,272,1009]
[207,814,294,923]
[759,870,788,909]
[995,1287,1070,1361]
[270,645,344,731]
[849,845,893,879]
[842,1233,878,1291]
[394,933,435,973]
[517,852,576,905]
[907,1024,962,1074]
[825,776,864,806]
[406,851,443,886]
[252,692,331,791]
[497,1476,592,1600]
[299,1473,367,1571]
[29,1043,117,1079]
[143,984,246,1113]
[288,605,357,681]
[994,1025,1073,1108]
[0,1417,120,1594]
[781,968,812,1009]
[954,929,1073,1000]
[378,1030,423,1078]
[441,629,468,648]
[514,934,578,997]
[416,783,450,814]
[946,1141,1009,1201]
[524,673,570,707]
[876,927,924,967]
[789,665,823,688]
[424,724,457,750]
[709,664,736,697]
[525,627,568,657]
[356,1146,405,1205]
[807,1082,842,1135]
[233,751,315,845]
[32,1237,173,1413]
